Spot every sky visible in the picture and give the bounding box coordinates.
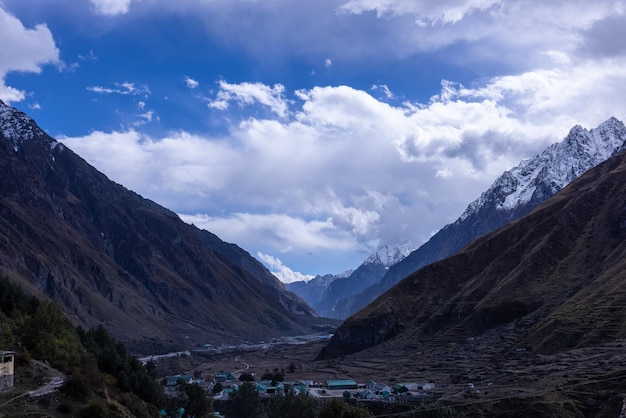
[2,0,626,283]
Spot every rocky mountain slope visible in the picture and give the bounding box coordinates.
[330,117,626,319]
[319,146,626,359]
[0,100,324,351]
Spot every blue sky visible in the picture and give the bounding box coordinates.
[2,0,626,282]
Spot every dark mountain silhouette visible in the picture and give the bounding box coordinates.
[0,100,324,351]
[320,147,626,359]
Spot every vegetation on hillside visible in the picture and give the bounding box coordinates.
[222,383,372,418]
[0,277,167,416]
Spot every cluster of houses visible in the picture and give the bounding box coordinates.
[162,371,437,403]
[163,371,314,398]
[340,380,437,402]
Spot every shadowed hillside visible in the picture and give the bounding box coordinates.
[0,101,326,351]
[320,148,626,359]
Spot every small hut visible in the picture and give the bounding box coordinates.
[0,351,15,392]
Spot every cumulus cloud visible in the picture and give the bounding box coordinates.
[60,55,626,278]
[208,80,289,118]
[49,0,626,280]
[180,213,355,254]
[90,0,132,16]
[0,6,60,103]
[257,253,315,283]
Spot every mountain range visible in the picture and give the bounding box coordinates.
[319,139,626,359]
[290,244,412,319]
[301,117,626,319]
[0,100,331,352]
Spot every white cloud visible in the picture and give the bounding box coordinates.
[135,111,155,125]
[111,0,621,72]
[371,84,394,99]
[2,0,623,280]
[208,80,289,118]
[180,213,356,254]
[338,0,501,24]
[78,50,98,62]
[87,82,150,96]
[59,54,626,278]
[90,0,132,16]
[184,76,199,89]
[256,253,315,283]
[0,6,60,103]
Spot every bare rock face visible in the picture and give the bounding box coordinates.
[320,147,626,359]
[0,100,322,350]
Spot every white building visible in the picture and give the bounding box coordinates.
[1,351,15,392]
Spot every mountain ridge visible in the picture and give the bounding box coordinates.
[328,117,626,319]
[319,145,626,359]
[0,100,325,351]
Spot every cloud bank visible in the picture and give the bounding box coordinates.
[5,0,626,280]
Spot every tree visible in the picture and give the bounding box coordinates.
[180,382,213,418]
[287,362,296,373]
[225,382,263,418]
[144,359,157,379]
[239,372,255,382]
[211,382,223,394]
[319,398,372,418]
[265,389,318,418]
[261,371,284,382]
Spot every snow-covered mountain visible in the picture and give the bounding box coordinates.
[330,117,626,319]
[288,243,412,319]
[461,117,626,218]
[363,243,413,267]
[0,100,57,154]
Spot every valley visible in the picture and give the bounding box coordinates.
[3,92,626,417]
[153,331,626,416]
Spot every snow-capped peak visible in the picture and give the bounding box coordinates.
[0,100,55,151]
[459,117,626,220]
[365,242,414,267]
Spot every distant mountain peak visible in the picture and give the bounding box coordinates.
[460,117,626,220]
[0,100,55,153]
[364,243,413,267]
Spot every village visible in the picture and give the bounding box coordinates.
[162,368,442,403]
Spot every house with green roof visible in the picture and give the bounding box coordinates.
[325,379,357,390]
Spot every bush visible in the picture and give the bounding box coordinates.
[79,399,109,418]
[61,370,91,399]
